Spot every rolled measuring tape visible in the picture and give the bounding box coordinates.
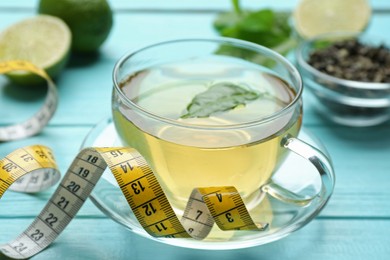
[0,61,268,259]
[0,60,57,141]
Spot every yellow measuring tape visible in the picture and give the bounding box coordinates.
[0,61,268,259]
[0,61,57,141]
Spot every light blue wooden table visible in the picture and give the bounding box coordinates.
[1,0,390,259]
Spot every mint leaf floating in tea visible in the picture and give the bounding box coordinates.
[181,82,260,119]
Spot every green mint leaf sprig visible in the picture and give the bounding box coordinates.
[181,82,261,119]
[213,0,296,56]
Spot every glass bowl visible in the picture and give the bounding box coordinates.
[296,32,390,127]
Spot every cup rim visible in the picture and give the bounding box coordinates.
[296,31,390,91]
[112,37,303,130]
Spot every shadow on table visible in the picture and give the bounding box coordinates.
[310,111,390,148]
[0,51,101,100]
[67,52,101,68]
[1,81,47,102]
[324,124,390,147]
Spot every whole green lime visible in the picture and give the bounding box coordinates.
[38,0,113,53]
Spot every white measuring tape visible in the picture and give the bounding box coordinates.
[0,61,268,259]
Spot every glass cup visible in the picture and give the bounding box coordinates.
[111,38,333,216]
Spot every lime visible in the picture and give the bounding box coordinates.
[0,15,71,86]
[38,0,113,53]
[293,0,371,39]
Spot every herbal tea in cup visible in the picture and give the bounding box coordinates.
[112,39,317,211]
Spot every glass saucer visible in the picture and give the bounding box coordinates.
[82,117,335,250]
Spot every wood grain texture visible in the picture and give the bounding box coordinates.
[1,218,390,260]
[1,1,390,259]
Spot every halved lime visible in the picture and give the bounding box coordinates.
[0,15,71,86]
[293,0,371,39]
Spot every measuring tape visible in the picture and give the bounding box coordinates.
[0,61,268,259]
[0,60,57,141]
[0,145,268,259]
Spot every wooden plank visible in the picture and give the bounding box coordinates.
[0,127,90,162]
[2,11,390,126]
[1,125,390,218]
[308,125,390,217]
[1,0,390,12]
[1,218,390,259]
